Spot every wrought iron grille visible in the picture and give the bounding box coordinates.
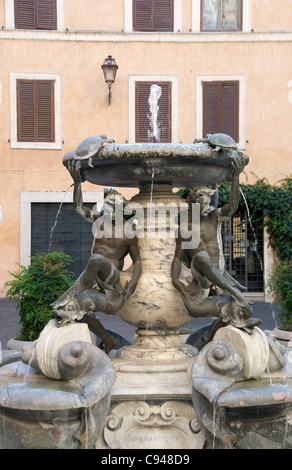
[221,209,264,292]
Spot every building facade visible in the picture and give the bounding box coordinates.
[0,0,292,298]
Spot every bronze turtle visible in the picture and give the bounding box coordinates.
[74,134,114,167]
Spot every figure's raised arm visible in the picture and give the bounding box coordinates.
[220,153,245,217]
[66,160,100,223]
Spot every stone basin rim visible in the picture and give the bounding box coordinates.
[63,141,241,164]
[63,142,247,188]
[193,376,292,409]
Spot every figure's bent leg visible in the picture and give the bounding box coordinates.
[224,271,247,292]
[53,255,120,308]
[192,251,249,308]
[79,254,119,291]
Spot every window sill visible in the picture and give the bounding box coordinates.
[10,141,62,150]
[1,29,292,43]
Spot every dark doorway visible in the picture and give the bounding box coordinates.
[31,202,95,279]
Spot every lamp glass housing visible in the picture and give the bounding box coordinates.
[102,55,118,85]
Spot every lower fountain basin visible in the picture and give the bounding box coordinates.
[193,382,292,449]
[0,344,115,449]
[191,334,292,449]
[63,143,248,187]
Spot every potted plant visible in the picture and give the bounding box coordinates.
[5,252,75,346]
[268,261,292,347]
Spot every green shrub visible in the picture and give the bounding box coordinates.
[268,261,292,331]
[5,252,75,341]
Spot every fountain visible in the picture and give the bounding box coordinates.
[1,99,292,448]
[192,327,292,449]
[0,320,115,449]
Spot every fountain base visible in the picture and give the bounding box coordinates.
[191,327,292,449]
[117,329,197,361]
[0,332,116,449]
[96,353,205,449]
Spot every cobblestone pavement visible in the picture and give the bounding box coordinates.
[0,298,281,350]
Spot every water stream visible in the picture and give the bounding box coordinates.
[239,187,264,272]
[22,343,37,382]
[148,84,162,142]
[212,400,217,449]
[48,183,73,253]
[239,187,281,329]
[271,302,278,329]
[149,169,155,227]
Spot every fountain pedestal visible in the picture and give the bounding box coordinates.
[116,183,194,331]
[95,354,205,449]
[96,182,203,448]
[118,328,195,361]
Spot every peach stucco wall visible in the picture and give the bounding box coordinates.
[1,38,291,178]
[251,0,292,31]
[65,0,125,32]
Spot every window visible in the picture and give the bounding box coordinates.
[14,0,57,30]
[133,0,174,32]
[202,80,239,143]
[135,81,172,142]
[201,0,242,31]
[10,72,62,149]
[17,79,55,142]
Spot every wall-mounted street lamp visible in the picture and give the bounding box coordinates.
[101,55,118,105]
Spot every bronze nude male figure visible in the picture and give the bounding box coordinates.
[52,159,142,353]
[171,154,261,343]
[68,160,142,299]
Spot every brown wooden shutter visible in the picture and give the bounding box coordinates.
[17,80,35,141]
[14,0,57,30]
[133,0,173,32]
[135,81,171,143]
[133,0,153,31]
[17,79,55,142]
[221,82,239,142]
[36,81,55,141]
[203,83,219,136]
[154,0,174,31]
[15,0,35,29]
[36,0,57,30]
[203,81,239,142]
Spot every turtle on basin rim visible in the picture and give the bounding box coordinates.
[74,135,115,168]
[195,133,239,159]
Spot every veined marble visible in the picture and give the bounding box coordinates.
[117,184,193,333]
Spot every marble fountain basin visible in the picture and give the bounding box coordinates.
[0,337,115,449]
[63,142,248,187]
[191,331,292,449]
